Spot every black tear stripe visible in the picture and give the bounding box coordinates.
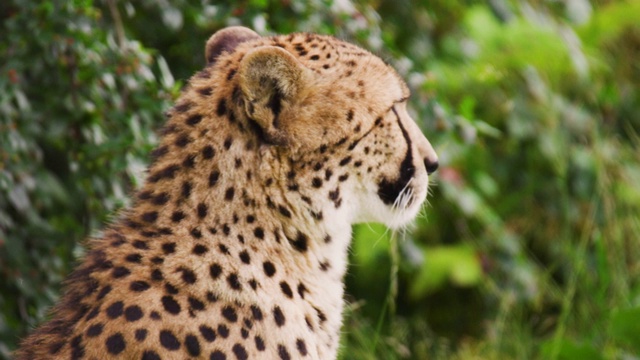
[377,107,415,205]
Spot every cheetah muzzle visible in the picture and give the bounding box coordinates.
[16,26,438,360]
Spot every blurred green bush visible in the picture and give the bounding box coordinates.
[1,0,639,359]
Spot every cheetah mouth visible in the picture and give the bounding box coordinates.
[376,107,417,207]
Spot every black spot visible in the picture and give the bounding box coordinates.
[198,87,213,96]
[151,269,164,281]
[209,170,220,187]
[142,350,161,360]
[253,227,264,239]
[200,325,216,342]
[227,68,237,80]
[171,210,186,223]
[311,211,323,220]
[193,244,208,255]
[124,305,144,322]
[297,283,308,299]
[160,329,181,350]
[320,261,331,271]
[227,273,242,290]
[311,177,323,188]
[195,203,208,219]
[165,283,179,294]
[233,344,249,360]
[132,240,148,250]
[210,350,226,360]
[289,232,309,253]
[239,250,251,264]
[315,307,327,323]
[185,334,201,356]
[161,295,181,315]
[186,114,203,126]
[86,323,103,337]
[278,344,291,360]
[202,145,215,159]
[105,333,126,355]
[325,168,333,180]
[273,306,286,327]
[216,99,227,116]
[224,187,235,201]
[152,192,170,205]
[224,136,233,150]
[97,285,111,300]
[218,244,230,255]
[141,211,158,223]
[182,181,192,198]
[70,335,85,359]
[305,316,314,331]
[175,101,193,113]
[263,261,276,277]
[85,306,100,321]
[175,134,192,148]
[48,341,65,355]
[135,329,148,341]
[162,242,176,254]
[149,164,180,182]
[347,109,354,121]
[188,296,205,312]
[183,153,196,168]
[296,339,308,355]
[150,311,161,320]
[111,266,130,279]
[210,263,222,279]
[179,267,197,284]
[130,280,150,292]
[218,324,230,338]
[222,306,238,322]
[310,54,320,60]
[249,279,258,290]
[280,281,293,298]
[338,174,349,182]
[150,146,169,162]
[106,301,124,319]
[125,253,142,263]
[339,156,352,166]
[191,228,202,239]
[255,336,266,351]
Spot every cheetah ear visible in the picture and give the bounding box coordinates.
[238,46,312,146]
[205,26,261,65]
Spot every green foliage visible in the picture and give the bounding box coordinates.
[2,0,640,359]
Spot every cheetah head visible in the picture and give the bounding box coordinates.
[206,27,438,229]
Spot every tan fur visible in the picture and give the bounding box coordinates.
[16,27,438,360]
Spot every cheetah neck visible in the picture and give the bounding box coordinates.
[127,119,355,356]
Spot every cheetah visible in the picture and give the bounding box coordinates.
[15,26,438,360]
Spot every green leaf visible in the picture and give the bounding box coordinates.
[540,338,604,360]
[610,307,640,353]
[410,245,482,299]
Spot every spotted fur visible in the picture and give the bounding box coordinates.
[16,26,438,360]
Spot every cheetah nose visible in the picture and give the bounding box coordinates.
[424,158,439,175]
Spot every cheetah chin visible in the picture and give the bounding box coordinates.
[16,26,438,360]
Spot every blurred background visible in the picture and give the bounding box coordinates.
[1,0,639,359]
